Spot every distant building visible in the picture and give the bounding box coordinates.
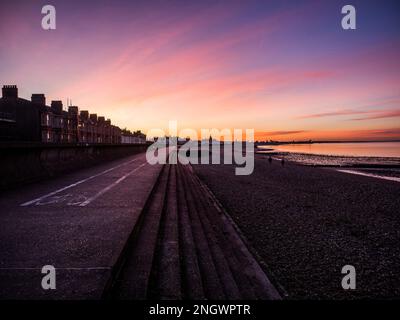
[68,106,79,143]
[32,93,53,142]
[0,85,144,144]
[0,85,41,142]
[78,110,90,143]
[51,100,64,143]
[121,129,146,144]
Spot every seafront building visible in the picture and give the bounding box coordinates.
[0,85,145,144]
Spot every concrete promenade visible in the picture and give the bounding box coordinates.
[0,150,280,300]
[0,152,161,299]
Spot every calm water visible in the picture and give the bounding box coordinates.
[266,142,400,158]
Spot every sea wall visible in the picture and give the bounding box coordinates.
[0,143,149,190]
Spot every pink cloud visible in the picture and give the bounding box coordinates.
[297,108,400,121]
[351,109,400,121]
[257,130,308,136]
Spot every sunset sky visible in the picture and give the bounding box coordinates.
[0,0,399,141]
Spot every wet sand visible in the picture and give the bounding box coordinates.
[256,149,400,167]
[192,155,400,299]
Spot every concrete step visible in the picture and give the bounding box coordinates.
[178,164,225,299]
[188,165,281,300]
[182,164,242,299]
[175,164,205,300]
[187,168,257,299]
[149,164,182,299]
[106,161,280,300]
[110,165,170,299]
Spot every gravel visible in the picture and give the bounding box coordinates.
[192,156,400,299]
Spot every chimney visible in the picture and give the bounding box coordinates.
[51,100,63,115]
[31,94,46,105]
[98,116,105,124]
[89,113,97,123]
[2,85,18,98]
[68,106,79,115]
[80,110,89,121]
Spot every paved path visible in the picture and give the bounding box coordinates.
[0,152,162,299]
[0,150,280,300]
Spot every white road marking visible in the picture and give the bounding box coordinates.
[20,157,140,207]
[337,169,400,182]
[67,194,90,206]
[0,267,110,270]
[35,193,72,206]
[78,163,147,207]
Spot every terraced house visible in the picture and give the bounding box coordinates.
[0,85,145,144]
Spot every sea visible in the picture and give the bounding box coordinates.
[257,141,400,182]
[264,141,400,158]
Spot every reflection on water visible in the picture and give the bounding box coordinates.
[266,142,400,158]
